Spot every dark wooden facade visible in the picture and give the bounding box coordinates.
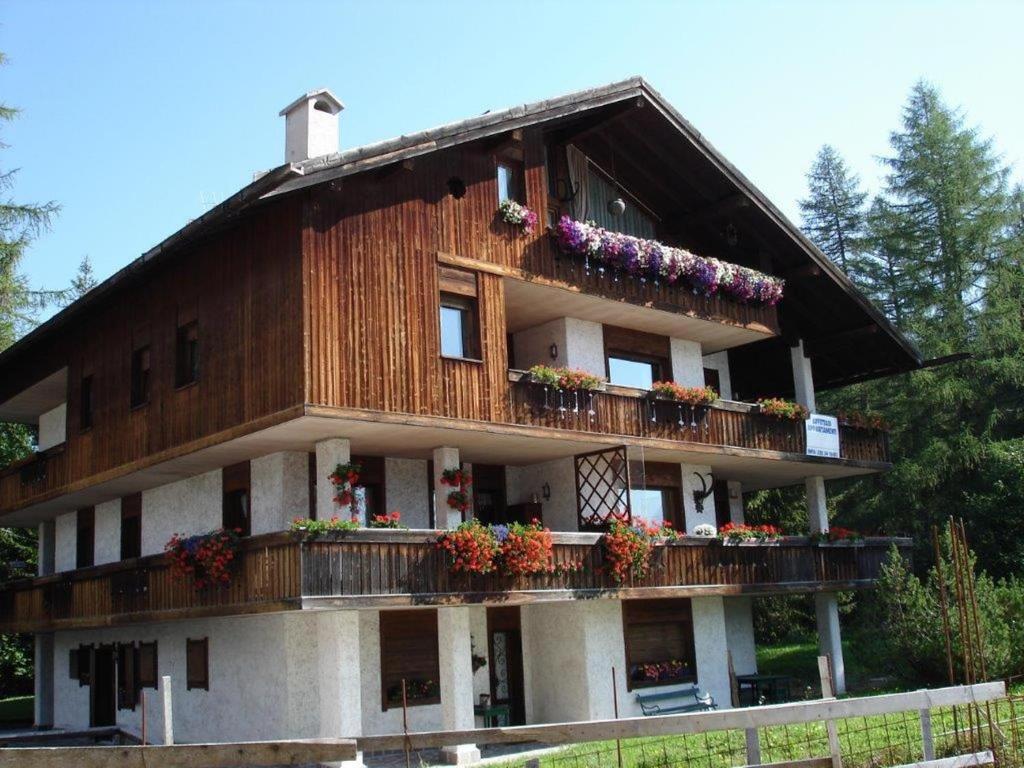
[0,530,910,632]
[2,127,887,514]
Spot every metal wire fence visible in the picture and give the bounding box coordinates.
[363,692,1024,768]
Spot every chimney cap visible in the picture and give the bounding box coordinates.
[279,88,345,117]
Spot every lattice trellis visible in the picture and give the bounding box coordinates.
[574,446,631,529]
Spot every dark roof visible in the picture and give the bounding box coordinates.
[0,76,921,384]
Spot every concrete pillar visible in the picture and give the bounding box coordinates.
[37,520,55,576]
[726,480,745,525]
[670,338,705,387]
[432,446,464,529]
[790,339,816,412]
[315,438,351,521]
[806,475,828,534]
[815,593,846,695]
[692,597,732,709]
[724,598,757,676]
[438,607,480,765]
[680,463,716,534]
[33,633,54,728]
[317,611,364,767]
[251,451,310,533]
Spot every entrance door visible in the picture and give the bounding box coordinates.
[90,645,116,727]
[487,607,526,725]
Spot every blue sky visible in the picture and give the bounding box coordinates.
[3,0,1022,317]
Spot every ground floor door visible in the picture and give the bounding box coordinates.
[487,606,526,725]
[89,645,116,727]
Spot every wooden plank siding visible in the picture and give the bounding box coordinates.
[1,198,306,512]
[0,531,909,632]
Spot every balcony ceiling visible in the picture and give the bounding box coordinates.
[504,278,773,354]
[0,367,67,424]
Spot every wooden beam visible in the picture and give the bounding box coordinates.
[480,128,524,153]
[675,193,751,227]
[545,98,643,147]
[889,753,993,768]
[356,682,1006,752]
[373,158,415,180]
[0,738,358,768]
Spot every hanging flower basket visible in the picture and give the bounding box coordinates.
[553,216,784,306]
[328,461,362,507]
[440,468,473,515]
[165,528,241,590]
[497,199,539,235]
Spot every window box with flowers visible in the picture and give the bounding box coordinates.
[436,519,583,578]
[647,382,719,432]
[812,527,865,545]
[525,364,605,421]
[165,528,241,590]
[497,199,538,236]
[717,523,783,543]
[756,398,809,421]
[288,516,360,540]
[602,519,679,584]
[837,410,890,432]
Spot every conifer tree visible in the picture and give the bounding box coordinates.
[799,145,868,277]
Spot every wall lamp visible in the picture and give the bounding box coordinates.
[542,482,551,501]
[549,343,558,360]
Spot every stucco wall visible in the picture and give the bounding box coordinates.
[37,402,67,451]
[512,318,568,370]
[54,511,76,572]
[670,338,705,387]
[564,318,605,377]
[251,451,309,535]
[681,463,717,534]
[701,351,733,399]
[506,457,577,531]
[141,469,221,556]
[93,500,121,566]
[52,612,364,744]
[385,458,429,528]
[521,602,591,724]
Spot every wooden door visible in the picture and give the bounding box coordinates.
[89,645,116,727]
[487,607,526,725]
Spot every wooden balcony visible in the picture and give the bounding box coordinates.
[508,375,891,464]
[0,443,69,515]
[0,530,909,632]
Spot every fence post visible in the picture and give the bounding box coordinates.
[745,727,762,766]
[920,708,935,761]
[161,674,174,745]
[818,655,842,768]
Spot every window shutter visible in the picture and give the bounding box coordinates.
[137,641,158,689]
[186,637,209,691]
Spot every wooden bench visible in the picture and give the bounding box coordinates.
[635,686,716,716]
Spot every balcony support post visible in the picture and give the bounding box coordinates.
[37,520,55,577]
[815,593,846,695]
[790,339,817,413]
[438,606,481,765]
[726,480,745,525]
[315,438,351,522]
[691,596,733,709]
[432,446,466,528]
[33,632,54,728]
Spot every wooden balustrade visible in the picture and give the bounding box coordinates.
[0,532,301,633]
[0,531,908,631]
[508,377,890,463]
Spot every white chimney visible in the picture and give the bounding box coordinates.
[279,89,344,163]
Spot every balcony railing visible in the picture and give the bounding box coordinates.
[508,374,890,463]
[0,530,909,632]
[0,444,68,513]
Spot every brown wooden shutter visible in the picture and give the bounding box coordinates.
[117,642,137,710]
[379,610,440,710]
[137,641,158,689]
[622,599,697,691]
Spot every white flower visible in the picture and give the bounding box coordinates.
[693,524,717,538]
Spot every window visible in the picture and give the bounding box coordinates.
[76,507,95,568]
[631,487,681,529]
[497,161,524,204]
[175,320,199,387]
[222,461,251,536]
[120,493,142,560]
[623,599,697,691]
[75,644,92,686]
[117,642,137,711]
[350,456,385,525]
[130,346,151,407]
[79,375,94,430]
[137,641,158,689]
[608,357,658,389]
[603,325,670,390]
[438,266,480,360]
[186,637,209,691]
[379,610,440,710]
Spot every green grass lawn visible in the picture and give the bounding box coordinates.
[0,695,33,726]
[757,635,900,695]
